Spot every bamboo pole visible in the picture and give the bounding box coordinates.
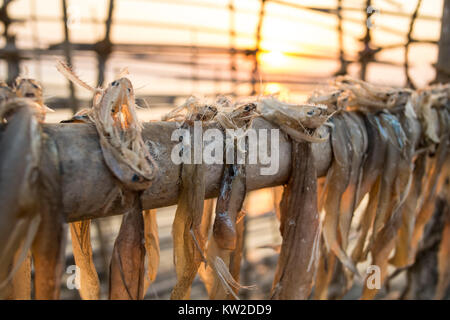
[435,0,450,83]
[61,0,78,114]
[251,0,266,95]
[39,118,333,222]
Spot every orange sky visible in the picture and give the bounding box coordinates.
[0,0,444,102]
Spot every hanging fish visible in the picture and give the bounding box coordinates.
[202,102,258,300]
[322,114,359,276]
[56,60,159,300]
[169,100,217,299]
[142,209,160,294]
[271,141,320,299]
[362,111,415,300]
[351,114,388,264]
[69,220,100,300]
[0,102,42,300]
[13,78,54,122]
[409,108,450,262]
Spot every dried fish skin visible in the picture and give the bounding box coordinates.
[13,78,51,123]
[351,113,390,264]
[390,110,427,268]
[0,82,14,117]
[60,108,93,124]
[228,211,245,298]
[369,113,406,243]
[410,109,450,261]
[197,199,216,295]
[362,112,415,299]
[142,209,160,294]
[163,96,218,122]
[322,115,359,276]
[0,102,42,298]
[333,76,413,111]
[7,250,32,300]
[259,97,329,128]
[271,142,320,300]
[0,100,65,300]
[313,241,336,299]
[204,239,235,299]
[390,154,426,268]
[205,161,247,300]
[89,78,157,192]
[272,186,284,221]
[258,97,330,143]
[205,106,254,299]
[307,88,343,111]
[32,133,66,300]
[168,99,227,300]
[109,207,146,300]
[319,112,367,298]
[171,160,206,299]
[70,220,100,300]
[260,99,329,138]
[338,112,368,250]
[435,191,450,300]
[356,114,388,203]
[415,91,442,145]
[213,164,246,250]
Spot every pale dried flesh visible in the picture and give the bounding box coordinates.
[271,142,320,300]
[109,207,146,300]
[70,220,100,300]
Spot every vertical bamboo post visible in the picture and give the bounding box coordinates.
[435,0,450,83]
[251,0,266,96]
[62,0,78,114]
[360,0,373,80]
[334,0,347,76]
[404,0,422,89]
[0,0,20,84]
[96,0,115,87]
[228,0,237,96]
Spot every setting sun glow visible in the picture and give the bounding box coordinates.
[264,82,289,100]
[258,50,288,69]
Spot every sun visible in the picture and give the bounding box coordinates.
[264,82,289,100]
[264,82,282,95]
[258,50,288,69]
